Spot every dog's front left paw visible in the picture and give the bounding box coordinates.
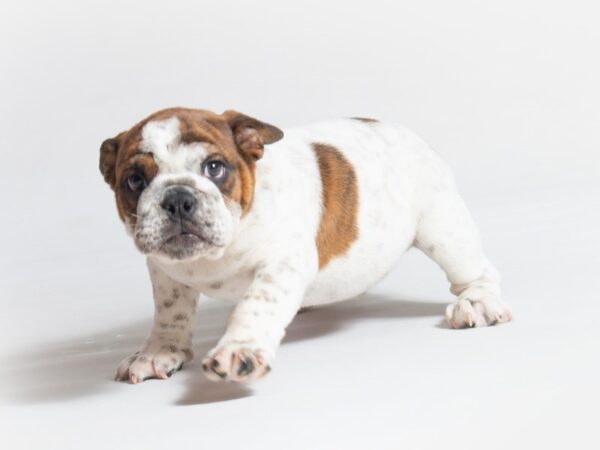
[115,343,194,384]
[446,290,512,329]
[201,344,272,382]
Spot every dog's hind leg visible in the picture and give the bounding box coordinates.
[413,179,512,329]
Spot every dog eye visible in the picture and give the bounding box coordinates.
[204,160,227,180]
[126,173,146,192]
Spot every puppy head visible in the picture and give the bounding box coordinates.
[99,108,283,262]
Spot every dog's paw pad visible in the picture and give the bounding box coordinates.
[446,295,512,329]
[201,345,271,382]
[114,344,193,383]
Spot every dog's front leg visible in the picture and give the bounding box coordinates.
[202,259,312,382]
[115,259,200,383]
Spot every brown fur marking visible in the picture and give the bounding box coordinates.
[312,143,359,268]
[351,117,379,123]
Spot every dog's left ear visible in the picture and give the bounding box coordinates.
[99,131,125,190]
[221,110,283,161]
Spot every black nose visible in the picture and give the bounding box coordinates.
[161,187,197,221]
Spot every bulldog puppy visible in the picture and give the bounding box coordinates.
[100,108,512,383]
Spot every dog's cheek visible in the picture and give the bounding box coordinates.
[199,195,239,247]
[115,189,130,223]
[133,189,167,252]
[115,187,141,225]
[218,200,242,245]
[136,186,159,219]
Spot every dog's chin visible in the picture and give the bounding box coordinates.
[155,233,226,263]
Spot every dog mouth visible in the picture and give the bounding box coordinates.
[161,232,205,248]
[156,231,212,260]
[134,214,228,260]
[156,221,225,259]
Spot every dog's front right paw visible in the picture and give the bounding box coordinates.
[115,343,194,384]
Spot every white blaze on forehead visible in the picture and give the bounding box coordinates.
[141,117,209,173]
[141,116,180,155]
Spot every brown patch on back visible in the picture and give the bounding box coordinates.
[312,143,359,269]
[350,117,379,124]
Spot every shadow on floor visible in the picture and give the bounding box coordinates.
[1,294,447,406]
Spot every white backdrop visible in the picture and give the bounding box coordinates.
[1,1,599,449]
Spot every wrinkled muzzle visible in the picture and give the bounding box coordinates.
[131,179,237,261]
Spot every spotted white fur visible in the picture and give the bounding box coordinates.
[115,116,512,383]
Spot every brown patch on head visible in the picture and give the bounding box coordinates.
[99,107,284,221]
[351,117,379,124]
[312,143,359,268]
[100,128,159,224]
[116,154,158,224]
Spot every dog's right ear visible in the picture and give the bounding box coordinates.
[99,132,125,189]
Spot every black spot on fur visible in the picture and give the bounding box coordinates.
[237,357,254,377]
[173,312,188,322]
